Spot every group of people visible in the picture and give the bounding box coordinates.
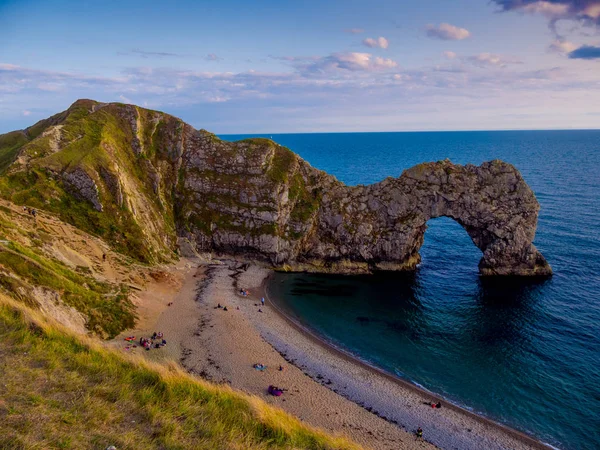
[22,206,37,217]
[139,332,167,351]
[239,288,249,296]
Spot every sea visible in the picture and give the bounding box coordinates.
[220,130,600,450]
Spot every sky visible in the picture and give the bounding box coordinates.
[1,0,600,133]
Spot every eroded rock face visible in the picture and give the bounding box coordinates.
[176,134,551,276]
[307,160,550,276]
[62,167,103,212]
[4,101,550,275]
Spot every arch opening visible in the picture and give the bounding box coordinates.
[418,216,482,276]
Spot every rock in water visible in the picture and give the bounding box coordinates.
[0,100,551,276]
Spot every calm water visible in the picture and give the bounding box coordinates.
[221,131,600,450]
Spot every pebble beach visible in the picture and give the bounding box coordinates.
[116,258,554,450]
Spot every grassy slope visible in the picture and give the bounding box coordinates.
[0,131,29,174]
[0,241,134,338]
[0,295,359,450]
[0,102,177,264]
[0,202,136,338]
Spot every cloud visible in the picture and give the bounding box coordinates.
[3,54,600,135]
[128,49,183,58]
[549,39,578,52]
[345,28,364,34]
[466,53,523,67]
[302,52,398,73]
[521,1,570,18]
[492,1,600,27]
[363,37,389,49]
[270,55,320,62]
[205,53,222,61]
[22,110,31,116]
[443,51,458,59]
[568,44,600,58]
[426,23,471,40]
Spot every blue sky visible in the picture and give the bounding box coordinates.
[1,0,599,133]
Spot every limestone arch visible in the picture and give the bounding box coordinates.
[307,160,552,276]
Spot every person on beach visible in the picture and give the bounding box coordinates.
[416,427,423,440]
[261,297,265,306]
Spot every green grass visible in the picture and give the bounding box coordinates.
[0,296,360,450]
[267,146,297,184]
[0,242,135,338]
[0,169,155,263]
[0,131,29,174]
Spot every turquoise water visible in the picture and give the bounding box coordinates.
[221,131,600,450]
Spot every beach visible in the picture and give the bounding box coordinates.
[115,258,554,450]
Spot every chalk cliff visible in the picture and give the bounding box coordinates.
[0,100,551,276]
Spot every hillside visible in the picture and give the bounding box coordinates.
[0,196,147,338]
[0,293,358,450]
[0,99,550,276]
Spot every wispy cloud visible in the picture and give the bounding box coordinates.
[205,53,223,61]
[300,52,398,73]
[426,23,471,40]
[467,52,523,67]
[568,44,600,58]
[443,51,458,59]
[345,28,364,34]
[362,37,389,49]
[2,55,600,134]
[549,39,579,53]
[492,1,600,29]
[125,49,183,58]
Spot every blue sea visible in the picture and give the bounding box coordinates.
[221,131,600,450]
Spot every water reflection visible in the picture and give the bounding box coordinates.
[460,277,550,364]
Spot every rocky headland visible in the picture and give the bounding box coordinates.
[0,99,551,276]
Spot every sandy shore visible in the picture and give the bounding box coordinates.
[115,258,554,450]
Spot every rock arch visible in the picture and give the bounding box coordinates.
[302,160,552,276]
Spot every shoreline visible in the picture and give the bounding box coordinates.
[117,258,559,450]
[261,272,555,450]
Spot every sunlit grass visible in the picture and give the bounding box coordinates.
[0,294,361,450]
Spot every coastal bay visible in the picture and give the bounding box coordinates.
[117,258,553,450]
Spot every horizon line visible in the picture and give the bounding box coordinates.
[218,127,600,136]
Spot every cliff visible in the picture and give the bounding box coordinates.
[0,99,551,276]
